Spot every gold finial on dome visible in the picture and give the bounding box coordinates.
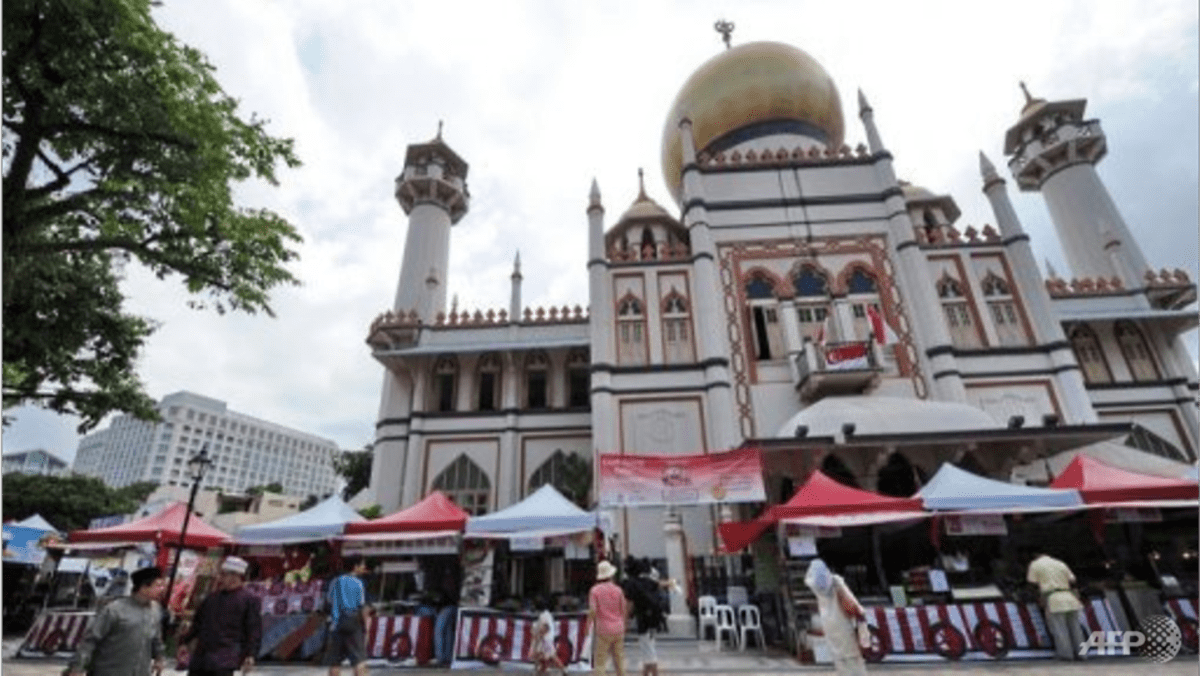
[714,19,735,49]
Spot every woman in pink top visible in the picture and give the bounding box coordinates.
[587,560,628,676]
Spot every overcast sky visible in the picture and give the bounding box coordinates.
[4,0,1197,464]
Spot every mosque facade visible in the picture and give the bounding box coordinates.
[363,38,1198,563]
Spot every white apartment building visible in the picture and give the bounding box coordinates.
[73,391,341,497]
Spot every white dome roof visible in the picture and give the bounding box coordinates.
[776,395,1001,438]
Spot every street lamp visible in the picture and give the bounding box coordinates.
[162,445,212,632]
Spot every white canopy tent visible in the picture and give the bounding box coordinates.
[465,484,610,539]
[918,463,1084,512]
[234,495,365,544]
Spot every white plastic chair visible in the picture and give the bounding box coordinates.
[714,604,738,650]
[737,604,766,651]
[726,585,749,608]
[697,595,718,641]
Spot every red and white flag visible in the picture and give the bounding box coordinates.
[866,305,898,345]
[814,314,829,346]
[824,343,869,370]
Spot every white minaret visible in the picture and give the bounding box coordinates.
[392,123,470,320]
[509,252,522,321]
[1003,84,1148,286]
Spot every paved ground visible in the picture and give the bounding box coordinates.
[4,638,1196,675]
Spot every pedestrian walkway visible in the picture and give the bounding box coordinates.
[5,636,1196,675]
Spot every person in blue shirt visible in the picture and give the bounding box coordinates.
[325,557,370,676]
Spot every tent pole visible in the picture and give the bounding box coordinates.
[871,526,887,594]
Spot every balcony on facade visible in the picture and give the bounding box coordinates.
[794,339,883,403]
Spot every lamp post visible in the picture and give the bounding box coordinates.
[162,445,212,631]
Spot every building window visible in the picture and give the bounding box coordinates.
[528,449,591,505]
[938,275,980,348]
[1115,321,1160,381]
[793,266,831,342]
[845,268,882,344]
[661,289,694,364]
[566,349,590,408]
[1069,324,1112,384]
[476,353,502,411]
[431,454,490,515]
[525,351,549,409]
[616,293,648,365]
[432,356,457,412]
[746,274,783,360]
[982,272,1027,347]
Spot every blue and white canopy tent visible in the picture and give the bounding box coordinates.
[465,484,611,539]
[234,494,365,544]
[917,463,1084,512]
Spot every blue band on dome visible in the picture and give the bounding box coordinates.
[703,119,831,156]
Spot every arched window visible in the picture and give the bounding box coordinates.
[982,271,1026,347]
[432,356,457,412]
[846,268,881,344]
[528,450,592,506]
[793,266,831,343]
[846,269,877,294]
[524,351,549,409]
[1115,322,1160,382]
[937,274,979,348]
[566,349,590,408]
[476,353,501,411]
[745,273,783,360]
[661,288,694,364]
[640,227,657,260]
[821,455,859,488]
[431,454,490,515]
[1069,324,1112,384]
[616,293,647,365]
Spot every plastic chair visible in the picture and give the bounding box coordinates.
[714,604,738,650]
[737,604,766,651]
[726,585,749,608]
[697,595,718,641]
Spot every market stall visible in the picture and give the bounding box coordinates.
[342,491,470,666]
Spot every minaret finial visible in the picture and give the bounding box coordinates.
[857,89,871,115]
[436,120,443,140]
[714,19,734,49]
[1019,82,1034,106]
[637,168,647,200]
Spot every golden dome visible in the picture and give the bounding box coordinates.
[661,41,845,205]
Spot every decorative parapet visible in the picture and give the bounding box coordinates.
[914,223,1002,247]
[607,240,692,263]
[1044,275,1125,296]
[697,143,872,168]
[1144,268,1193,287]
[368,304,589,342]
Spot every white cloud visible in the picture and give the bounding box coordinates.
[4,0,1196,463]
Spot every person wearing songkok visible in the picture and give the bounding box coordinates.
[182,556,262,676]
[804,559,868,676]
[67,566,166,676]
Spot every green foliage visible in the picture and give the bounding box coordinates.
[333,446,372,501]
[1,472,144,531]
[114,480,159,504]
[2,0,302,432]
[245,481,283,496]
[556,454,593,509]
[299,494,320,511]
[357,504,382,519]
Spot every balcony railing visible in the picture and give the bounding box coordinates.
[795,340,883,402]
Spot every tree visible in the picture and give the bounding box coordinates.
[1,472,145,531]
[333,445,373,501]
[2,0,302,431]
[245,481,283,496]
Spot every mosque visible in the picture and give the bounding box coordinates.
[361,32,1197,584]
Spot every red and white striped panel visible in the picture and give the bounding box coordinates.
[1080,597,1127,634]
[866,601,1052,657]
[451,609,589,669]
[365,613,435,662]
[19,611,94,657]
[1164,597,1197,622]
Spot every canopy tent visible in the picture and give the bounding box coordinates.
[917,463,1084,512]
[234,495,365,544]
[68,502,230,548]
[465,484,607,538]
[14,514,59,532]
[1049,454,1199,504]
[1186,465,1199,482]
[343,490,469,535]
[718,470,924,552]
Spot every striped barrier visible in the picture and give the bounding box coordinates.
[365,612,436,665]
[245,579,325,615]
[451,608,589,670]
[18,611,95,658]
[1162,597,1198,654]
[861,601,1054,662]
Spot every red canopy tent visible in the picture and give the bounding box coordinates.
[343,490,469,535]
[719,470,924,552]
[68,502,230,568]
[1049,454,1199,503]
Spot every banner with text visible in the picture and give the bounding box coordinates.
[598,448,766,507]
